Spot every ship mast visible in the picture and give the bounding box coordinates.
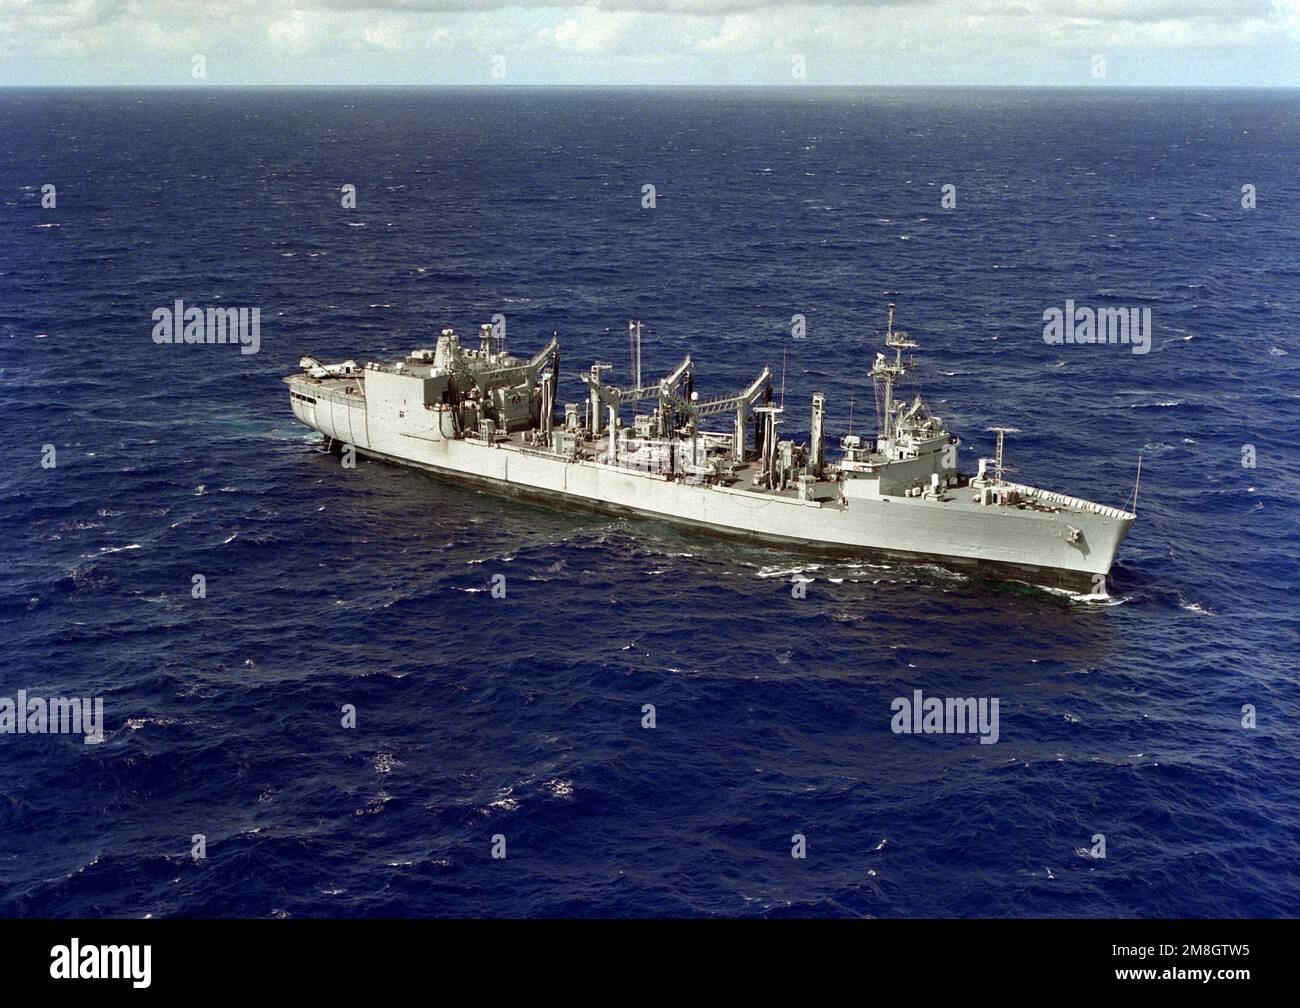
[987,426,1019,488]
[628,320,643,392]
[870,302,917,442]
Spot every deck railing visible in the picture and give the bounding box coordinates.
[1003,481,1135,520]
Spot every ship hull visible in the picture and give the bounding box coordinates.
[299,403,1132,594]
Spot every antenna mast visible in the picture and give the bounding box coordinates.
[628,321,643,391]
[987,426,1020,488]
[870,302,917,441]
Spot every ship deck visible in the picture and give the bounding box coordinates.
[285,371,1134,522]
[488,428,1131,521]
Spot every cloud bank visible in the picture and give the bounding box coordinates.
[1,0,1296,85]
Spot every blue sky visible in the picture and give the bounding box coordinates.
[2,1,1297,86]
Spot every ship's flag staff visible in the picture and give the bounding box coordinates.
[1127,454,1142,514]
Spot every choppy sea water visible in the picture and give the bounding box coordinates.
[1,87,1297,918]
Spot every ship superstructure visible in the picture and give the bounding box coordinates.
[286,309,1135,592]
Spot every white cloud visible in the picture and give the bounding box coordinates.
[266,11,326,54]
[360,17,408,51]
[539,10,639,53]
[695,13,782,53]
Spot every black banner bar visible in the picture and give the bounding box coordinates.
[0,918,1284,994]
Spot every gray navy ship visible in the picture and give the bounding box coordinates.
[286,306,1136,592]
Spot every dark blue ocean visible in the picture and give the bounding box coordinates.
[1,87,1297,918]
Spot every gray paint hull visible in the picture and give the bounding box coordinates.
[291,386,1133,594]
[351,442,1114,592]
